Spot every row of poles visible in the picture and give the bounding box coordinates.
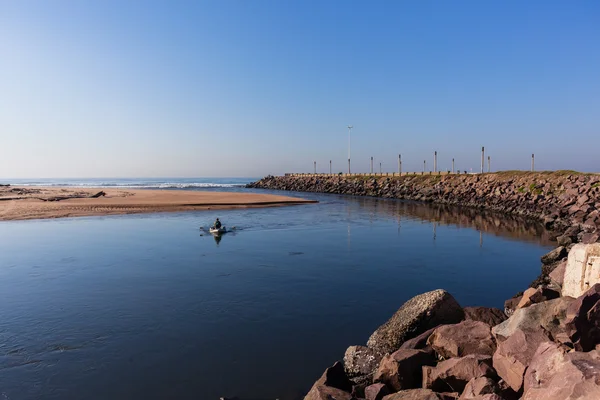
[313,152,536,174]
[314,131,537,173]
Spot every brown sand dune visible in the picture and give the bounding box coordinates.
[0,186,316,221]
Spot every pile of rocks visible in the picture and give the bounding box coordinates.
[248,173,600,246]
[306,245,600,399]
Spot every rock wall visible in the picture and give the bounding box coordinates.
[249,172,600,243]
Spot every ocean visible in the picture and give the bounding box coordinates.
[0,178,552,399]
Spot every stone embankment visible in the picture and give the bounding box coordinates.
[304,248,600,400]
[246,172,600,399]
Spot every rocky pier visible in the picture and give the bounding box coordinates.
[246,171,600,399]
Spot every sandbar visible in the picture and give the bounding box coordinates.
[0,186,316,221]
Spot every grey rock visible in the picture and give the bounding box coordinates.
[367,290,465,354]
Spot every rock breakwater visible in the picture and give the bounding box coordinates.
[249,172,600,238]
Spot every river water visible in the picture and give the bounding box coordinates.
[0,183,553,400]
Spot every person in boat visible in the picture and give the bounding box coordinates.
[213,218,222,229]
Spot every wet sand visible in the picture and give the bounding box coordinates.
[0,186,316,221]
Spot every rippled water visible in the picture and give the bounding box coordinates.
[0,191,552,400]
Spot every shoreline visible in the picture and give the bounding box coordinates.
[0,186,316,221]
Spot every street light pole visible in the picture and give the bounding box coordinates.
[347,125,353,174]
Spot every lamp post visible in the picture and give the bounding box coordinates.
[398,154,402,174]
[481,146,485,174]
[347,125,353,173]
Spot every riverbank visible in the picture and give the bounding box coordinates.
[0,186,316,221]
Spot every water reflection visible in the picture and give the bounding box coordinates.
[344,197,553,246]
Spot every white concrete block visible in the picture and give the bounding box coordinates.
[562,243,600,298]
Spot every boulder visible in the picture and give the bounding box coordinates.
[562,243,600,298]
[515,287,560,309]
[463,307,506,327]
[458,377,498,399]
[540,246,567,265]
[581,232,600,244]
[492,328,552,392]
[400,326,439,351]
[422,355,496,393]
[522,342,600,400]
[556,234,573,247]
[367,290,465,354]
[548,260,567,287]
[492,297,574,342]
[427,321,496,358]
[305,361,352,400]
[365,383,391,400]
[373,349,435,391]
[344,345,383,378]
[564,283,600,351]
[382,389,457,400]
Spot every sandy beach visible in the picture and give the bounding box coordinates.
[0,186,316,221]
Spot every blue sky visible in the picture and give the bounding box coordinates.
[1,0,599,178]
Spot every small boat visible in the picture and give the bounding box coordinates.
[209,226,226,234]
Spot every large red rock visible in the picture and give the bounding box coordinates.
[382,389,457,400]
[458,377,498,399]
[365,383,390,400]
[492,297,574,342]
[564,283,600,351]
[373,349,436,391]
[422,355,496,393]
[492,328,552,392]
[305,361,352,400]
[548,259,567,287]
[463,307,506,327]
[367,290,465,354]
[516,287,560,309]
[400,326,439,351]
[427,321,496,359]
[522,342,600,400]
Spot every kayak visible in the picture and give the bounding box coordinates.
[209,226,226,234]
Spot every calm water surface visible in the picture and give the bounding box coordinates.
[0,190,553,400]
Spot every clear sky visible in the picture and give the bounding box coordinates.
[1,0,599,178]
